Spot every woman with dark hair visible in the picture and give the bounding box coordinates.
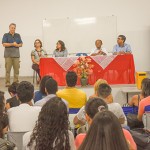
[79,111,130,150]
[23,96,75,150]
[31,39,47,80]
[75,98,137,150]
[33,75,52,103]
[0,91,8,138]
[129,78,150,107]
[53,40,68,57]
[6,82,20,110]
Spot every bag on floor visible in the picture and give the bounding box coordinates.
[127,113,144,129]
[130,128,150,150]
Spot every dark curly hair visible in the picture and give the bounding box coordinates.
[28,97,70,150]
[17,81,34,103]
[141,78,150,98]
[56,40,66,51]
[8,82,19,95]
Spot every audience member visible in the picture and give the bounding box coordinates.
[33,75,52,103]
[24,97,76,150]
[75,98,137,150]
[6,82,20,110]
[57,71,87,108]
[34,78,68,108]
[7,81,41,132]
[113,35,132,55]
[129,78,150,107]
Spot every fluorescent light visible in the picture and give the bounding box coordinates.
[74,17,96,25]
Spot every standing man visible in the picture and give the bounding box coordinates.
[2,23,23,87]
[113,35,132,55]
[90,39,108,56]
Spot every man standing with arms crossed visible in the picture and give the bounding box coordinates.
[2,23,23,87]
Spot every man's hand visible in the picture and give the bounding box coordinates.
[119,51,126,55]
[13,42,19,47]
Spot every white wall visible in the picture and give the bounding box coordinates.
[0,0,150,77]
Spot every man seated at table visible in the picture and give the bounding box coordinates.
[113,35,132,55]
[57,71,87,108]
[90,39,108,56]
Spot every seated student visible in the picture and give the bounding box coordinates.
[89,79,108,98]
[7,81,41,132]
[23,97,76,150]
[33,75,52,103]
[53,40,68,57]
[75,98,137,150]
[137,96,150,121]
[57,71,87,108]
[6,82,20,110]
[113,35,132,55]
[34,78,68,108]
[0,91,8,138]
[31,39,47,80]
[90,39,108,56]
[74,79,108,125]
[74,83,127,126]
[129,78,150,107]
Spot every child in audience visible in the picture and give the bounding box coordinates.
[75,98,137,150]
[24,96,76,150]
[0,91,8,138]
[78,111,133,150]
[129,78,150,107]
[34,75,52,103]
[6,82,20,110]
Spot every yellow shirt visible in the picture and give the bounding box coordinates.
[57,87,87,108]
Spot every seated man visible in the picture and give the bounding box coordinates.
[74,83,127,126]
[57,71,87,108]
[34,78,68,108]
[90,39,108,56]
[113,35,132,55]
[8,81,41,132]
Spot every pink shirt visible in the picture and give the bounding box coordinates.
[138,96,150,117]
[75,129,137,150]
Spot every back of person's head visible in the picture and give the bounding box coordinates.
[39,75,52,95]
[45,78,58,95]
[94,79,108,94]
[28,96,70,150]
[85,97,108,119]
[79,111,129,150]
[118,35,126,43]
[17,81,34,103]
[97,83,112,99]
[141,78,150,98]
[8,82,19,95]
[66,71,77,87]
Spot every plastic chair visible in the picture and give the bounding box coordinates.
[7,132,27,150]
[76,53,88,56]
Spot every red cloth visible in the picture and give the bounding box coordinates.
[39,55,135,86]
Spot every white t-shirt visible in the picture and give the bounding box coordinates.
[23,130,76,150]
[90,47,108,55]
[8,103,41,132]
[76,102,127,125]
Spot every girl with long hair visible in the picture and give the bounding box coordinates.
[24,96,75,150]
[79,111,130,150]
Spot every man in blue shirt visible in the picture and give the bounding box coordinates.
[113,35,132,55]
[2,23,23,87]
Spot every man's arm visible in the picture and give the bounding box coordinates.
[73,116,86,126]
